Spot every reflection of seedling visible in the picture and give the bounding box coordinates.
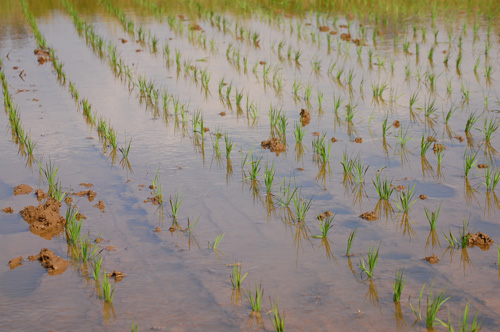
[393,268,406,303]
[230,263,247,289]
[424,203,441,231]
[359,243,380,278]
[312,214,335,239]
[246,282,263,312]
[346,226,358,256]
[269,296,285,332]
[394,183,417,213]
[169,190,184,220]
[209,232,225,250]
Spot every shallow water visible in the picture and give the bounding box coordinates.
[1,0,500,330]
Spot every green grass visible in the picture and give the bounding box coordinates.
[230,263,248,289]
[424,203,441,231]
[269,296,285,332]
[169,190,184,220]
[393,268,406,303]
[359,243,380,278]
[346,226,358,256]
[246,282,264,312]
[394,183,417,213]
[312,214,335,239]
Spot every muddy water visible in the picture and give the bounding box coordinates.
[1,0,500,330]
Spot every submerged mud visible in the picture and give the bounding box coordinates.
[14,184,33,196]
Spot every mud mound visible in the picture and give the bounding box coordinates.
[8,256,23,269]
[360,211,377,221]
[20,198,66,240]
[35,189,47,202]
[300,109,310,126]
[467,232,494,250]
[28,248,69,275]
[14,184,33,196]
[423,253,439,264]
[2,207,14,213]
[261,137,286,155]
[73,190,97,202]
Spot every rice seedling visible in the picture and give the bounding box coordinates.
[312,134,331,163]
[373,173,394,200]
[65,206,82,245]
[461,84,470,102]
[482,166,500,192]
[482,117,499,142]
[421,134,433,156]
[465,111,479,133]
[102,269,115,303]
[393,268,406,303]
[424,203,441,231]
[43,159,59,196]
[443,218,470,248]
[394,183,417,213]
[119,137,132,160]
[169,190,184,220]
[428,46,434,61]
[230,263,248,289]
[333,95,342,114]
[346,225,358,256]
[345,103,357,122]
[246,282,264,312]
[441,301,481,332]
[269,296,285,332]
[245,154,263,181]
[464,149,478,177]
[352,157,369,184]
[425,283,450,328]
[292,191,313,222]
[277,114,287,138]
[372,82,387,98]
[424,98,438,117]
[359,243,380,278]
[409,283,425,321]
[264,162,275,194]
[224,135,235,159]
[485,64,494,79]
[395,126,412,147]
[474,57,480,73]
[187,216,199,235]
[294,122,306,144]
[437,150,443,167]
[312,214,335,239]
[92,255,103,280]
[456,53,463,70]
[277,178,298,208]
[209,232,225,250]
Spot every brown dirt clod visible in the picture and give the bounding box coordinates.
[65,196,73,205]
[360,211,377,221]
[2,207,14,213]
[424,253,439,264]
[312,132,320,137]
[419,194,428,200]
[354,137,362,143]
[73,190,97,202]
[29,248,69,275]
[261,137,286,155]
[340,33,352,41]
[14,184,33,196]
[477,164,488,169]
[20,198,66,240]
[319,26,330,32]
[219,111,226,116]
[9,256,23,269]
[467,232,494,250]
[35,189,47,201]
[93,200,105,211]
[79,183,94,188]
[454,135,465,142]
[318,211,334,220]
[300,109,310,126]
[433,143,445,153]
[34,48,51,64]
[331,137,338,143]
[392,120,400,128]
[107,270,126,281]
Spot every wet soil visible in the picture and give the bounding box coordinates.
[261,137,286,154]
[360,211,377,221]
[467,232,494,250]
[35,189,47,202]
[93,200,105,211]
[424,253,440,264]
[28,248,69,275]
[8,256,23,269]
[107,270,126,281]
[2,206,14,213]
[20,198,66,240]
[317,210,334,220]
[73,190,97,201]
[299,108,310,126]
[13,184,33,196]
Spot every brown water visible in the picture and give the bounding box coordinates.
[1,0,500,330]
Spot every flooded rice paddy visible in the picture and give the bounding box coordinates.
[1,0,500,330]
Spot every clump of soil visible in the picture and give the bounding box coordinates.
[79,183,93,188]
[394,185,406,191]
[467,232,494,250]
[454,135,465,142]
[317,210,334,220]
[93,200,105,211]
[423,253,439,264]
[477,164,488,169]
[329,30,338,35]
[8,256,23,269]
[360,211,377,221]
[28,248,69,275]
[393,120,400,128]
[2,207,14,213]
[340,33,352,41]
[312,132,320,137]
[34,48,51,64]
[427,136,437,142]
[319,26,330,32]
[331,137,338,143]
[20,198,66,240]
[433,143,445,153]
[354,137,362,143]
[219,111,226,116]
[119,38,128,44]
[191,24,202,31]
[107,270,126,281]
[261,137,286,155]
[300,109,310,126]
[73,190,97,202]
[419,194,428,200]
[14,184,33,196]
[35,189,47,202]
[145,196,160,205]
[154,226,162,232]
[76,212,87,220]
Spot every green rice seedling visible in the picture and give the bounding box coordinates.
[373,173,394,200]
[443,218,470,248]
[43,159,59,196]
[246,282,264,312]
[312,214,335,239]
[209,232,225,250]
[317,91,324,108]
[131,321,139,332]
[441,301,481,332]
[372,82,387,98]
[443,52,450,65]
[269,296,285,332]
[394,183,417,213]
[352,157,369,184]
[277,178,298,208]
[187,216,199,235]
[382,116,392,138]
[461,84,470,102]
[359,243,380,278]
[151,35,159,52]
[169,190,184,220]
[92,255,103,280]
[346,225,358,256]
[424,203,441,231]
[498,246,500,267]
[294,122,306,143]
[304,84,312,102]
[277,114,287,138]
[428,46,434,61]
[395,126,412,147]
[456,53,463,70]
[292,191,313,222]
[437,150,443,167]
[119,137,132,160]
[421,134,433,156]
[264,162,275,193]
[409,283,425,320]
[230,263,248,289]
[465,112,479,133]
[24,132,35,156]
[483,166,500,192]
[102,269,115,303]
[393,268,406,303]
[464,149,478,177]
[333,95,342,114]
[415,43,420,56]
[485,64,494,79]
[345,103,357,122]
[474,57,480,73]
[235,89,243,107]
[424,99,438,117]
[341,150,355,178]
[65,206,82,245]
[245,154,263,181]
[426,283,450,328]
[224,135,235,159]
[312,135,331,163]
[482,117,499,142]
